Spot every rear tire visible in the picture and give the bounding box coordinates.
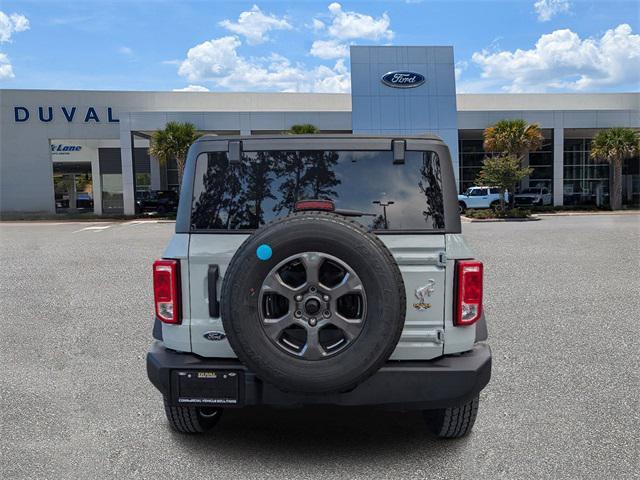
[490,201,500,210]
[163,398,223,433]
[423,396,479,438]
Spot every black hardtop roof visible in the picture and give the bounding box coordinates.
[194,133,445,144]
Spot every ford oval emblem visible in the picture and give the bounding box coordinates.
[381,71,425,89]
[203,331,226,341]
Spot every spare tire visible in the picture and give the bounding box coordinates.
[221,212,406,393]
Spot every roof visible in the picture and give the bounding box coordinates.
[195,133,444,143]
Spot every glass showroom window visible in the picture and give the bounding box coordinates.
[134,148,151,192]
[528,133,554,196]
[166,157,180,191]
[458,139,486,192]
[563,138,610,206]
[459,134,553,195]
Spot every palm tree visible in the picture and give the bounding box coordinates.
[148,122,201,189]
[590,127,640,210]
[289,124,319,134]
[483,119,544,159]
[482,119,544,207]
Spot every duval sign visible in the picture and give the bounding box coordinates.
[381,71,426,88]
[14,106,119,123]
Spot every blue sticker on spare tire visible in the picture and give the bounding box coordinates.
[256,244,273,261]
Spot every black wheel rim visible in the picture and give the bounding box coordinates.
[258,252,367,360]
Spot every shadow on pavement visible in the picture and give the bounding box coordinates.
[167,406,471,462]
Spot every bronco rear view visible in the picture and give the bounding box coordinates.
[146,134,491,438]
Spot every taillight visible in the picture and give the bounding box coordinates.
[153,259,180,324]
[455,260,483,326]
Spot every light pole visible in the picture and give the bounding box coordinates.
[372,200,394,229]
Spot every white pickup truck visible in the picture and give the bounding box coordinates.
[457,186,507,213]
[514,187,553,206]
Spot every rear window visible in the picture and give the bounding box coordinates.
[190,150,445,232]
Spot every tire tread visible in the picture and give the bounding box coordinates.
[423,396,479,439]
[163,398,222,434]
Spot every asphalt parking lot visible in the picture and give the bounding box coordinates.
[1,215,638,479]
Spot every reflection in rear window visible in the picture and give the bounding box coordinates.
[190,150,444,231]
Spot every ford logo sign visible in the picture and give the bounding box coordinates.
[381,71,425,89]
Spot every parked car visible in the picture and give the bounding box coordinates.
[457,186,507,213]
[76,192,94,210]
[147,134,491,438]
[136,190,179,214]
[515,187,552,206]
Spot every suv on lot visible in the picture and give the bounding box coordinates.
[457,186,506,213]
[514,187,552,206]
[147,135,491,438]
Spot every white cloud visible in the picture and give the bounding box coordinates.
[118,46,133,56]
[310,39,349,59]
[177,35,350,93]
[173,85,210,92]
[311,18,325,32]
[0,11,29,43]
[178,36,243,82]
[533,0,571,22]
[0,52,14,79]
[219,5,291,45]
[471,24,640,92]
[454,60,468,81]
[323,2,393,41]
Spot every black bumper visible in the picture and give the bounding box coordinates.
[147,341,491,410]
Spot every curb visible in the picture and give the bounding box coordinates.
[462,216,541,223]
[535,211,639,217]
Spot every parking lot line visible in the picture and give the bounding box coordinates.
[72,225,113,233]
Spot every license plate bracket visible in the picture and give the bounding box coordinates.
[171,370,241,406]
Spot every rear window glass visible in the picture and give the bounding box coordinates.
[190,150,444,231]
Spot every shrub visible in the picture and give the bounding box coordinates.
[465,208,531,219]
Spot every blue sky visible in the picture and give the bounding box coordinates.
[1,0,638,93]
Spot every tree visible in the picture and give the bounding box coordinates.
[244,152,276,227]
[483,119,544,159]
[483,119,543,207]
[590,128,640,210]
[149,122,201,189]
[289,124,319,134]
[476,156,533,210]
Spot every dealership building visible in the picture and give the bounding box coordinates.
[1,45,638,216]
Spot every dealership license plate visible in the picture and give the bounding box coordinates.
[172,370,240,405]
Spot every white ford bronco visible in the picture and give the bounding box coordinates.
[147,134,491,438]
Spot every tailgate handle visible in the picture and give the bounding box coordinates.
[208,265,220,317]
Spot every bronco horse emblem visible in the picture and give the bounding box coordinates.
[413,279,435,310]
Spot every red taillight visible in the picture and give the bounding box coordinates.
[294,200,335,212]
[153,259,180,324]
[455,260,483,326]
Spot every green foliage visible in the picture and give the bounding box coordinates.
[465,208,531,219]
[590,127,640,163]
[289,124,319,134]
[148,122,201,187]
[590,127,640,210]
[476,155,533,209]
[483,119,544,159]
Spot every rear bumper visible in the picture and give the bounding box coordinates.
[147,341,491,410]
